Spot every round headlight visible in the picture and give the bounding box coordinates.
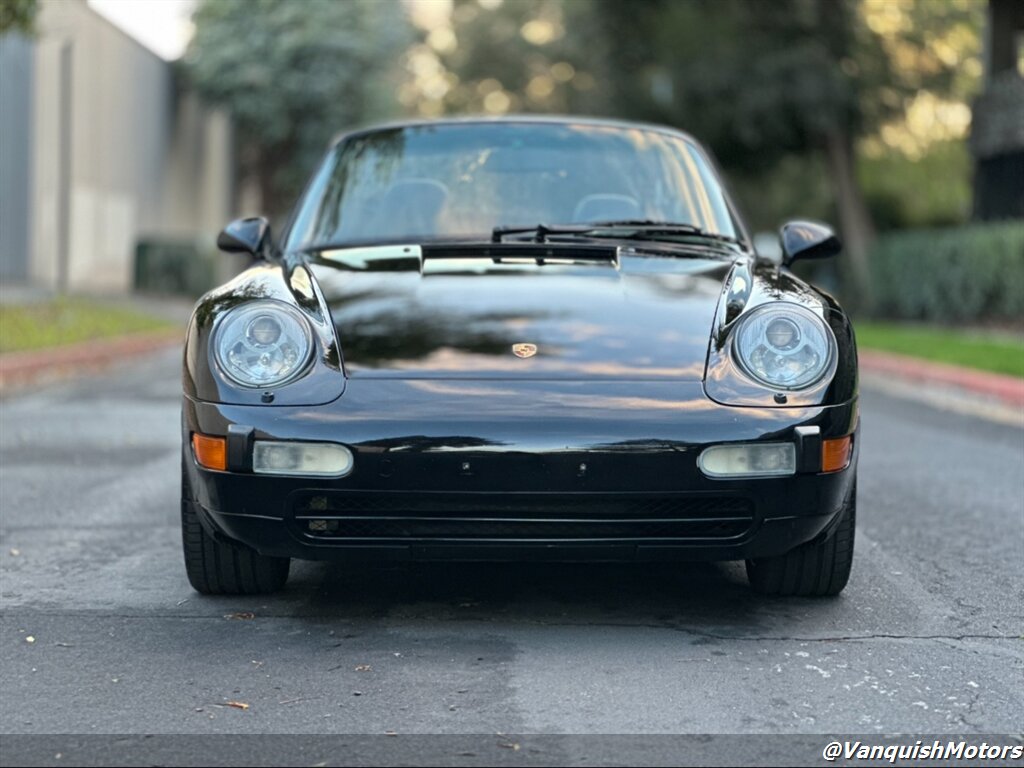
[732,303,835,390]
[214,301,313,388]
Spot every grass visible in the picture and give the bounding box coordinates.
[0,298,174,354]
[856,322,1024,378]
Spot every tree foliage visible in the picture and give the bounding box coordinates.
[429,0,610,116]
[434,0,982,306]
[591,0,979,167]
[0,0,37,35]
[184,0,412,217]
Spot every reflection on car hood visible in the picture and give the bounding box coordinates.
[308,245,733,380]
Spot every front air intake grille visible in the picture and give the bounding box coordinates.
[292,493,754,542]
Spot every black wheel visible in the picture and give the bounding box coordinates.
[181,458,290,595]
[745,480,856,597]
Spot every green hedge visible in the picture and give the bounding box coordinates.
[134,239,216,297]
[869,221,1024,322]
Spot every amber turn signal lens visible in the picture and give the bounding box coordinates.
[192,433,227,471]
[821,436,852,473]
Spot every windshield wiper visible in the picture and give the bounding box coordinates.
[492,221,746,249]
[491,223,593,243]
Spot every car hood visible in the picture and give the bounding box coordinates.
[308,245,734,381]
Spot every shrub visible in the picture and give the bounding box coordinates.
[869,221,1024,323]
[134,239,216,297]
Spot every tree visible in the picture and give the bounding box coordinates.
[0,0,37,35]
[184,0,412,217]
[590,0,980,308]
[427,0,611,117]
[426,0,978,308]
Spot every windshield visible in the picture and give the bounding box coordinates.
[286,122,740,251]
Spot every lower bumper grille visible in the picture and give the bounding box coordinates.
[292,493,755,542]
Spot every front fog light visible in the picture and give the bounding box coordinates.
[698,443,796,478]
[252,441,354,477]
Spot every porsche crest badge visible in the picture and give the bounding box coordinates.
[512,343,538,359]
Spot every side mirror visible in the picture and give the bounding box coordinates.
[217,217,271,260]
[779,220,841,267]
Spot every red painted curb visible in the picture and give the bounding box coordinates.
[0,331,182,390]
[859,349,1024,408]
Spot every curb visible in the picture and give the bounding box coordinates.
[0,330,182,392]
[859,349,1024,409]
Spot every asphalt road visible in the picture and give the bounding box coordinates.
[1,349,1021,765]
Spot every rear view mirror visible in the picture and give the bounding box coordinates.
[217,217,271,260]
[779,221,841,266]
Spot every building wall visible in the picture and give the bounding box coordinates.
[26,0,234,293]
[0,33,34,282]
[971,0,1024,221]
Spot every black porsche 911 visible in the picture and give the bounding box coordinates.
[181,117,858,597]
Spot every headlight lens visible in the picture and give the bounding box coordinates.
[214,301,313,387]
[732,304,835,390]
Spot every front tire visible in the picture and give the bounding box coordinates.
[745,480,856,597]
[181,460,290,595]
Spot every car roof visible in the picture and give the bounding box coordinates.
[330,115,703,150]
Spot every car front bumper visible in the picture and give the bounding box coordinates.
[183,379,859,562]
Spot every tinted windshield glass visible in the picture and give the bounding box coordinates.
[286,122,738,250]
